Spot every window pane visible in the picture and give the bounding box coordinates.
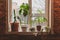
[12,0,28,6]
[32,0,45,14]
[31,0,47,32]
[12,0,28,23]
[8,0,48,32]
[11,0,28,32]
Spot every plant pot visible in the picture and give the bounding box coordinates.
[36,25,41,32]
[29,27,35,32]
[21,27,27,32]
[21,24,27,32]
[10,22,19,32]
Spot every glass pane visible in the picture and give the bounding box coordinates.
[32,0,45,14]
[12,0,28,24]
[12,0,28,6]
[32,0,47,32]
[11,0,29,32]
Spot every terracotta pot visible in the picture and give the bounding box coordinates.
[10,22,19,32]
[36,25,41,32]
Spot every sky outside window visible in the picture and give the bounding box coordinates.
[32,0,45,14]
[12,0,28,6]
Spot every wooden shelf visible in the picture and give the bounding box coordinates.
[6,32,49,35]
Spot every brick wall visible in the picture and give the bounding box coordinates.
[0,0,6,33]
[53,0,60,34]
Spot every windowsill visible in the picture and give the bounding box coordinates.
[6,32,50,35]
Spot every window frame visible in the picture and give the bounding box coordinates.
[6,0,54,33]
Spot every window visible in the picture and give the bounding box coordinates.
[8,0,51,32]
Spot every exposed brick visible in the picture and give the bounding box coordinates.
[0,0,6,34]
[53,0,60,34]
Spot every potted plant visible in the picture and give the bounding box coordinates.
[29,27,35,32]
[35,17,47,32]
[10,9,19,32]
[45,26,51,32]
[29,18,36,32]
[33,9,47,32]
[18,3,29,32]
[21,24,28,32]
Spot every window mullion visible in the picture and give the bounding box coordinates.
[28,0,32,27]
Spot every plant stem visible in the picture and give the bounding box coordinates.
[14,9,16,22]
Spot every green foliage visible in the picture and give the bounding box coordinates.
[45,26,50,32]
[35,9,47,23]
[30,17,47,26]
[37,9,43,14]
[35,17,47,23]
[19,3,29,16]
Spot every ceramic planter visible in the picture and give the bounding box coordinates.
[21,24,27,32]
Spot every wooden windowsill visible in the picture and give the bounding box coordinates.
[6,32,50,35]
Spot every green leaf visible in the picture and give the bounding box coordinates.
[19,9,22,15]
[20,3,25,9]
[19,3,29,16]
[35,17,47,23]
[37,9,43,14]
